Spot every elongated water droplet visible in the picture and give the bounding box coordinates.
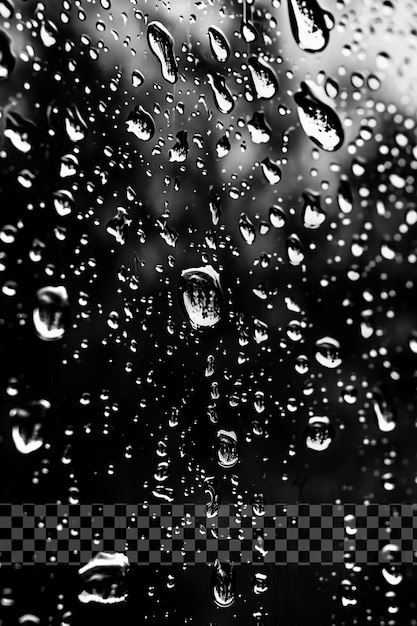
[126,105,155,141]
[10,400,50,454]
[288,0,334,52]
[147,21,178,84]
[53,190,74,217]
[205,477,221,518]
[217,429,239,469]
[40,20,58,47]
[252,572,269,594]
[269,205,286,228]
[286,233,305,265]
[302,191,326,228]
[294,82,344,151]
[247,111,272,144]
[208,26,230,63]
[106,207,131,245]
[78,553,129,604]
[304,415,335,451]
[239,213,256,245]
[372,386,396,432]
[337,176,353,213]
[33,286,70,341]
[314,336,342,368]
[4,111,35,153]
[261,158,281,184]
[382,566,403,586]
[211,560,235,607]
[247,57,278,100]
[0,30,15,79]
[207,72,234,114]
[169,130,188,162]
[216,134,230,158]
[131,69,144,87]
[251,493,265,516]
[64,104,88,142]
[178,265,224,330]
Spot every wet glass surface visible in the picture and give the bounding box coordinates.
[1,0,417,623]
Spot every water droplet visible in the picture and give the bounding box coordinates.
[53,190,74,217]
[239,213,256,245]
[381,565,403,586]
[294,82,344,151]
[106,207,131,245]
[10,400,50,454]
[169,130,188,162]
[207,72,234,114]
[252,572,269,594]
[216,429,239,469]
[269,205,286,228]
[337,176,353,213]
[314,336,342,368]
[338,579,357,606]
[372,386,396,432]
[211,560,235,608]
[33,286,70,341]
[304,415,335,451]
[178,265,224,330]
[247,57,278,100]
[286,234,305,266]
[302,191,326,228]
[247,111,272,144]
[216,134,230,158]
[4,111,35,153]
[78,553,129,604]
[40,20,58,47]
[64,104,88,142]
[288,0,334,52]
[0,30,15,80]
[147,21,178,84]
[261,158,281,184]
[208,26,230,63]
[131,69,144,87]
[126,105,155,141]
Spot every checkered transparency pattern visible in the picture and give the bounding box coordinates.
[0,504,415,564]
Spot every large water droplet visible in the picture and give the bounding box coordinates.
[207,72,234,114]
[247,57,278,100]
[0,30,15,79]
[169,130,188,162]
[239,213,256,245]
[216,429,239,469]
[252,572,269,594]
[288,0,334,52]
[211,560,235,608]
[178,265,224,330]
[106,207,131,245]
[208,26,230,63]
[147,21,178,84]
[4,111,35,153]
[314,336,342,368]
[294,82,344,151]
[302,191,326,228]
[33,286,70,341]
[247,111,272,144]
[126,105,155,141]
[261,158,281,184]
[64,104,88,142]
[372,386,396,432]
[304,415,335,451]
[286,233,305,265]
[78,553,129,604]
[10,400,50,454]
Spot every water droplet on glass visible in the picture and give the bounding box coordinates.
[147,21,178,84]
[208,26,230,63]
[286,233,305,266]
[239,213,256,245]
[304,415,335,452]
[131,69,144,87]
[216,429,239,469]
[372,386,396,432]
[64,104,88,142]
[106,208,131,245]
[40,20,58,47]
[314,336,342,368]
[252,572,269,594]
[4,111,35,153]
[207,72,234,114]
[337,176,353,213]
[169,130,188,162]
[216,134,230,158]
[78,553,129,604]
[269,205,286,228]
[126,105,155,141]
[294,82,344,151]
[10,400,50,454]
[0,30,15,79]
[288,0,334,52]
[33,286,70,341]
[338,579,357,606]
[261,158,281,184]
[247,111,272,144]
[247,57,278,100]
[381,565,403,586]
[302,191,326,228]
[211,560,235,608]
[178,265,224,330]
